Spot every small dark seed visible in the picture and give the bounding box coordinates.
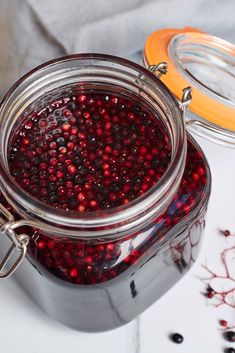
[130,280,138,298]
[56,137,66,146]
[132,177,142,185]
[54,110,61,116]
[67,102,76,111]
[77,165,88,175]
[57,179,65,186]
[31,157,40,166]
[88,135,97,144]
[74,156,83,166]
[171,333,184,344]
[49,192,58,203]
[69,199,78,208]
[112,124,120,133]
[11,169,20,177]
[74,175,85,185]
[207,286,214,293]
[151,158,161,168]
[92,113,100,121]
[112,182,122,192]
[48,183,57,191]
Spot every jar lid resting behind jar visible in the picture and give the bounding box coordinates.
[144,27,235,147]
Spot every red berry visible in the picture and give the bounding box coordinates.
[69,268,79,278]
[37,240,46,249]
[221,229,231,237]
[219,319,228,327]
[77,94,86,103]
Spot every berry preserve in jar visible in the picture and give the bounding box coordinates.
[0,54,211,332]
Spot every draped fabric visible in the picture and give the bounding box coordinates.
[0,0,234,97]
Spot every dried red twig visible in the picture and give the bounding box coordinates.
[200,226,235,330]
[201,246,235,309]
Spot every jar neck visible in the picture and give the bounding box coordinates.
[0,54,187,239]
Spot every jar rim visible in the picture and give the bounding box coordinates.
[0,53,187,237]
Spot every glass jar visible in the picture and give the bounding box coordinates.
[0,54,211,332]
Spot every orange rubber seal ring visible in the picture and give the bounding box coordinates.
[144,27,235,131]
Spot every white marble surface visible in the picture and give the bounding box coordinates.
[0,134,235,352]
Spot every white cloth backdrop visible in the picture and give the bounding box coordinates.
[0,0,234,97]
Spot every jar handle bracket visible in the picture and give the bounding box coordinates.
[180,86,192,120]
[0,204,29,278]
[147,63,192,119]
[148,62,168,78]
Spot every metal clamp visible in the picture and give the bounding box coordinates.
[180,86,192,119]
[148,62,168,78]
[148,62,192,118]
[0,204,29,278]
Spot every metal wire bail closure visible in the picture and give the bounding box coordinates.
[181,86,192,119]
[148,62,168,78]
[148,61,192,119]
[0,203,29,278]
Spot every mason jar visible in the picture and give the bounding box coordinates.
[0,53,211,332]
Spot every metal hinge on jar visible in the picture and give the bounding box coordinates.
[0,204,30,278]
[148,62,192,119]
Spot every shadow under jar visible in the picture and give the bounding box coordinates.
[0,54,211,332]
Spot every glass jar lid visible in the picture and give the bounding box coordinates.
[144,27,235,147]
